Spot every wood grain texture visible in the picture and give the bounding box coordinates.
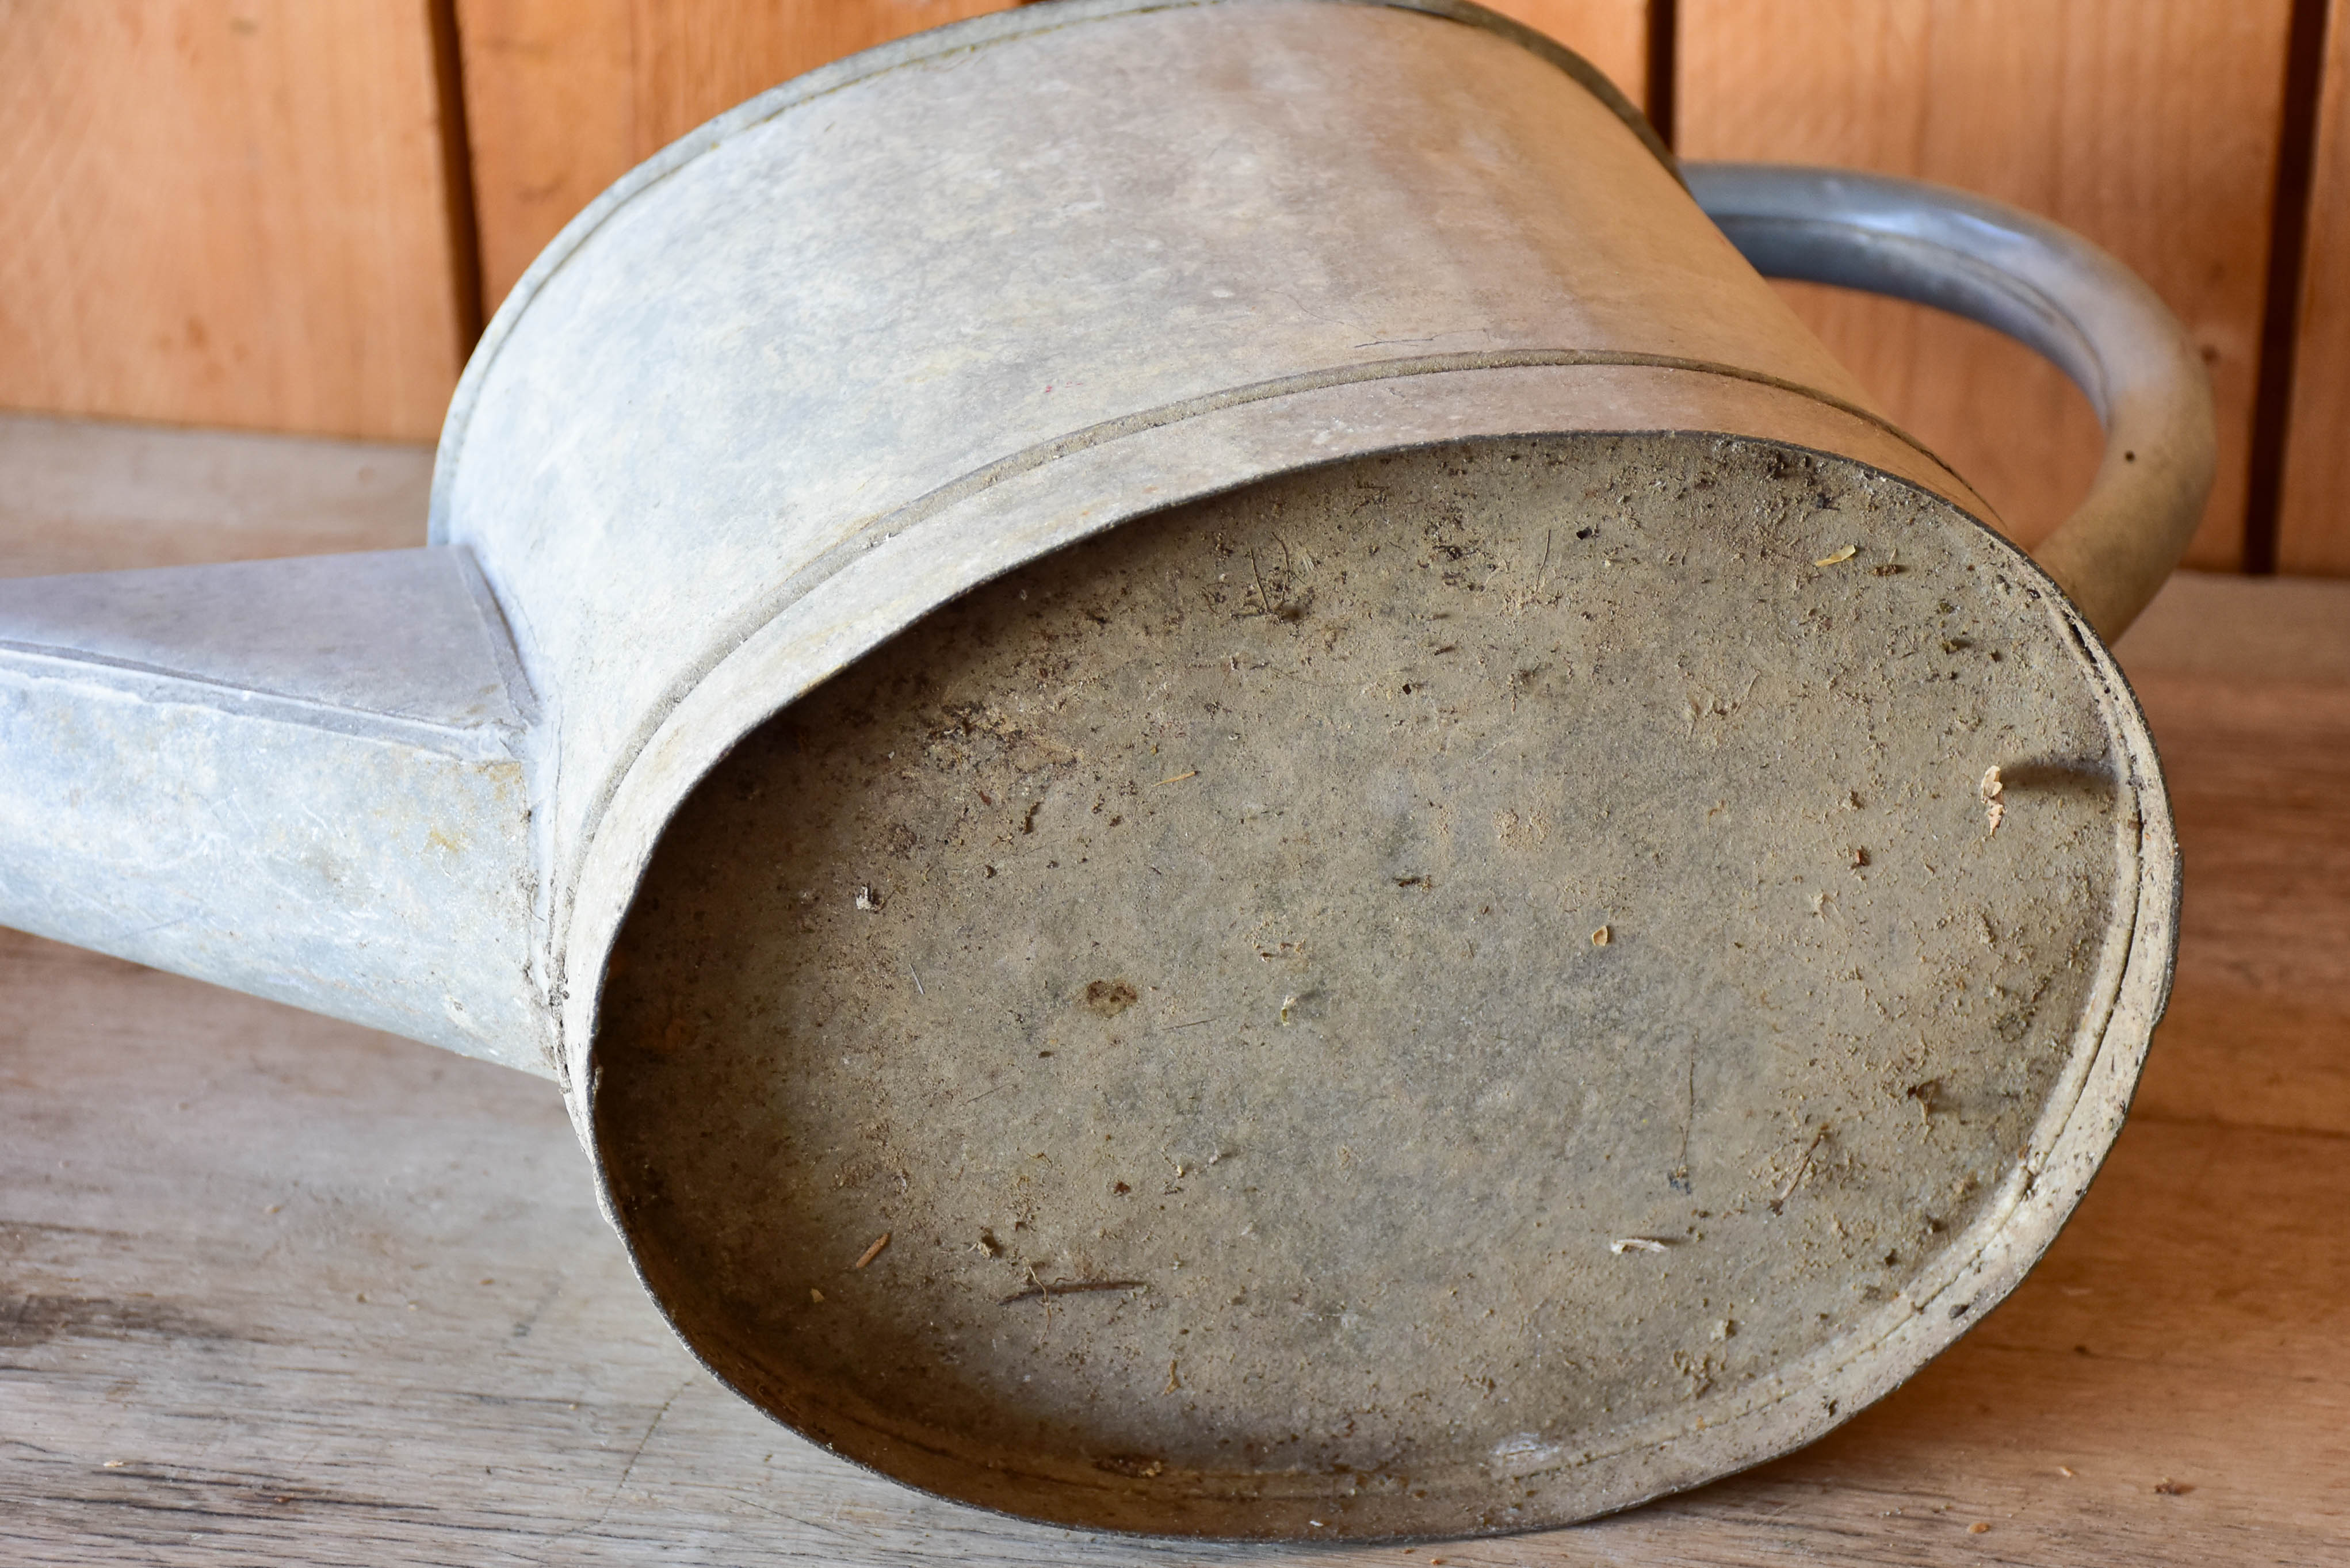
[452,0,1652,315]
[2115,571,2350,1140]
[0,2,471,442]
[1,426,2345,1562]
[1676,0,2293,571]
[2278,0,2350,574]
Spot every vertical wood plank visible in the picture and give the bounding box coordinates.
[454,0,1651,317]
[1678,1,2291,569]
[0,1,470,442]
[2278,0,2350,575]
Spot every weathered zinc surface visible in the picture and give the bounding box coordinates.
[0,548,544,1063]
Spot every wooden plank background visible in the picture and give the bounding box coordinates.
[9,0,2350,576]
[0,1,472,443]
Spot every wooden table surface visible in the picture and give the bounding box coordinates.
[2,416,2345,1565]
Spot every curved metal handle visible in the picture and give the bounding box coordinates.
[1685,162,2217,643]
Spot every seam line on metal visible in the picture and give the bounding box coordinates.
[0,644,528,759]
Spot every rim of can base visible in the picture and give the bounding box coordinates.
[568,429,2179,1539]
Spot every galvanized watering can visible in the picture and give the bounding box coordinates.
[3,0,2211,1541]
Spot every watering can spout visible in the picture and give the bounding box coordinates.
[0,546,553,1073]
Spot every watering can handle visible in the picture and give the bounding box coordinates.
[1684,162,2217,643]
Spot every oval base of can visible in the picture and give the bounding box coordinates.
[594,433,2172,1539]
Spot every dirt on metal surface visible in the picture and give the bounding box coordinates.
[595,434,2138,1535]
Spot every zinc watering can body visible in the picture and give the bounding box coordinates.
[3,0,2210,1541]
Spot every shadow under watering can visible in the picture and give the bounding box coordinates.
[0,0,2211,1541]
